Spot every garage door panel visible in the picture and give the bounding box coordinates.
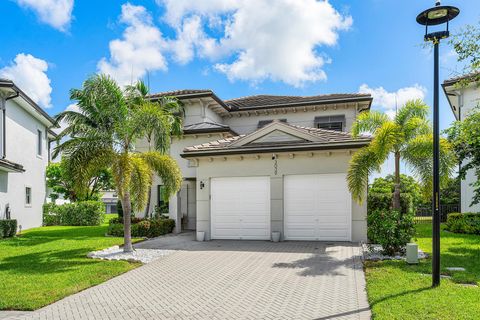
[211,177,270,240]
[284,173,351,241]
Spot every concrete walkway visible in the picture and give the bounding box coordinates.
[5,233,370,320]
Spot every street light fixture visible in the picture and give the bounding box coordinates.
[416,1,459,288]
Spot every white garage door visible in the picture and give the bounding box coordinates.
[211,177,270,240]
[284,174,351,241]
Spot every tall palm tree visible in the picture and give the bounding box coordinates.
[348,99,457,209]
[124,82,184,218]
[54,74,182,252]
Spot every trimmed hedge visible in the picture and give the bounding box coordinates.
[0,219,17,238]
[43,201,105,226]
[446,212,480,234]
[107,218,175,238]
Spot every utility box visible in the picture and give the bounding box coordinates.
[406,243,419,264]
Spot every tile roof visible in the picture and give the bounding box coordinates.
[183,121,236,134]
[183,121,369,153]
[225,93,371,110]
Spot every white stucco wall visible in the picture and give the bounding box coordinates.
[193,150,367,242]
[0,99,49,231]
[223,105,358,135]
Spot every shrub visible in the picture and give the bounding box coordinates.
[367,209,415,255]
[106,218,175,238]
[0,219,17,238]
[368,192,413,215]
[446,212,480,234]
[43,201,105,226]
[109,216,142,225]
[107,223,124,237]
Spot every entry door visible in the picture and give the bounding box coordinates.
[284,174,351,241]
[211,177,270,240]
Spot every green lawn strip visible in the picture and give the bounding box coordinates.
[0,217,141,310]
[365,224,480,320]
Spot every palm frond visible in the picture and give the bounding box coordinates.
[347,146,382,203]
[140,151,182,197]
[129,156,152,212]
[395,99,429,127]
[351,111,389,137]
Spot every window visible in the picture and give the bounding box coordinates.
[157,185,169,214]
[314,115,345,132]
[257,119,287,129]
[37,129,42,156]
[25,187,32,205]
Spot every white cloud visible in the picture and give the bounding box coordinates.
[16,0,74,31]
[98,3,168,85]
[358,84,427,118]
[158,0,352,86]
[0,53,52,108]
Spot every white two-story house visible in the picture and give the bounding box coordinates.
[0,79,56,231]
[443,72,480,213]
[137,90,372,242]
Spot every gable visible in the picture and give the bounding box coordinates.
[248,130,307,145]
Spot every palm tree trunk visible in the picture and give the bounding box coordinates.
[392,151,401,210]
[144,186,152,218]
[122,191,133,253]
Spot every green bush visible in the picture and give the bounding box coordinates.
[109,216,142,225]
[0,219,17,238]
[43,201,105,226]
[106,218,175,238]
[367,209,415,255]
[446,212,480,234]
[368,192,413,215]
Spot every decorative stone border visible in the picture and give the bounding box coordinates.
[361,243,429,261]
[87,246,176,263]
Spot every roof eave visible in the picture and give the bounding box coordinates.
[149,91,231,112]
[183,127,237,135]
[441,83,460,120]
[180,140,370,158]
[0,81,57,127]
[228,96,373,112]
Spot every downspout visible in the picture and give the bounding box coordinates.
[1,90,19,159]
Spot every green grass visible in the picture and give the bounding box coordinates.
[366,224,480,320]
[0,215,141,310]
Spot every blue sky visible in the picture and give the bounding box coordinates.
[0,0,478,175]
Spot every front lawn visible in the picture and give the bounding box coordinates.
[366,224,480,320]
[0,215,141,310]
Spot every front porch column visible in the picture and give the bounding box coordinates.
[168,192,182,234]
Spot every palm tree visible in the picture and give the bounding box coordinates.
[54,74,182,252]
[348,99,457,210]
[124,82,184,218]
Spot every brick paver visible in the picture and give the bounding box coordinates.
[6,235,370,320]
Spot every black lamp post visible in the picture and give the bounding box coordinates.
[416,1,459,288]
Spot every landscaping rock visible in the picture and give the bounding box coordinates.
[362,243,428,261]
[446,267,466,272]
[88,246,175,263]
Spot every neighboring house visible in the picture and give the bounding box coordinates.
[0,79,56,231]
[136,90,372,242]
[101,190,118,214]
[443,72,480,213]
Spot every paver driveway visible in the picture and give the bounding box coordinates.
[7,233,370,320]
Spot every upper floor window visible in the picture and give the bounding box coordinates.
[257,119,287,129]
[37,129,42,156]
[314,115,345,132]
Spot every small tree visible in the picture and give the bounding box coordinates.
[347,99,457,209]
[46,158,115,201]
[447,107,480,206]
